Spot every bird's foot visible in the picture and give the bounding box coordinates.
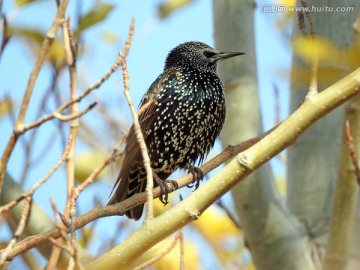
[153,172,178,205]
[187,166,204,190]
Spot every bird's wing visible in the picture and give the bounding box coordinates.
[107,99,157,204]
[108,72,169,205]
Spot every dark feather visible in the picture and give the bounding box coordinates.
[108,41,243,220]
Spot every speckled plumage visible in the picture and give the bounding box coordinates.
[108,41,243,220]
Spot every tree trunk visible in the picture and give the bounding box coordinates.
[288,0,360,261]
[213,0,315,269]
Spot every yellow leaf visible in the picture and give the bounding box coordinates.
[0,98,13,118]
[158,0,194,19]
[292,36,340,64]
[76,3,114,35]
[47,41,66,69]
[193,205,240,244]
[133,236,200,270]
[291,66,347,86]
[9,27,66,68]
[278,0,295,6]
[247,262,257,270]
[276,176,287,195]
[344,44,360,70]
[78,228,95,248]
[15,0,39,7]
[75,151,108,183]
[102,32,118,44]
[278,0,296,17]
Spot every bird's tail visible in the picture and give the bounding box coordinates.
[108,164,147,220]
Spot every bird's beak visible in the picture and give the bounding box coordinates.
[212,51,245,62]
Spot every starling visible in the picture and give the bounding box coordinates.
[108,41,244,220]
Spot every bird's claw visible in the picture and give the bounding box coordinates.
[153,173,178,205]
[187,166,204,190]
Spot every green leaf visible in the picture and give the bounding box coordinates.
[76,2,114,35]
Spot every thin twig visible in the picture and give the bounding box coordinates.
[47,199,64,270]
[0,0,69,195]
[273,83,281,125]
[300,0,315,37]
[353,11,360,44]
[19,73,61,185]
[120,52,154,221]
[297,11,306,36]
[75,134,126,196]
[117,13,155,222]
[57,16,79,270]
[0,136,72,214]
[16,54,122,134]
[48,198,85,270]
[0,3,10,60]
[2,133,265,260]
[307,49,319,98]
[18,101,97,133]
[63,15,78,217]
[300,0,318,98]
[345,121,360,185]
[179,229,185,270]
[133,232,180,270]
[69,187,77,243]
[68,187,79,270]
[55,101,98,121]
[3,64,360,262]
[216,199,241,229]
[0,196,32,266]
[123,18,134,57]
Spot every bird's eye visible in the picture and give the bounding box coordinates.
[203,51,216,58]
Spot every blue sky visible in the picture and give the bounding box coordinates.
[0,0,291,267]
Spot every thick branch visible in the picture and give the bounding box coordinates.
[87,67,360,269]
[3,67,360,265]
[2,137,252,261]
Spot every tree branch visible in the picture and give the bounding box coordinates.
[1,130,261,261]
[0,0,69,195]
[87,66,360,270]
[2,67,360,266]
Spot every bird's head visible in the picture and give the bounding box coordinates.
[164,41,244,72]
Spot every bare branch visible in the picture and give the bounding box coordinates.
[3,65,360,262]
[179,229,185,270]
[53,101,99,122]
[298,0,318,98]
[0,0,70,194]
[0,196,32,266]
[75,135,126,196]
[1,134,257,260]
[120,52,154,221]
[123,18,134,57]
[62,15,79,219]
[47,199,65,270]
[300,0,316,37]
[297,11,306,36]
[0,5,10,59]
[0,136,72,214]
[345,121,360,185]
